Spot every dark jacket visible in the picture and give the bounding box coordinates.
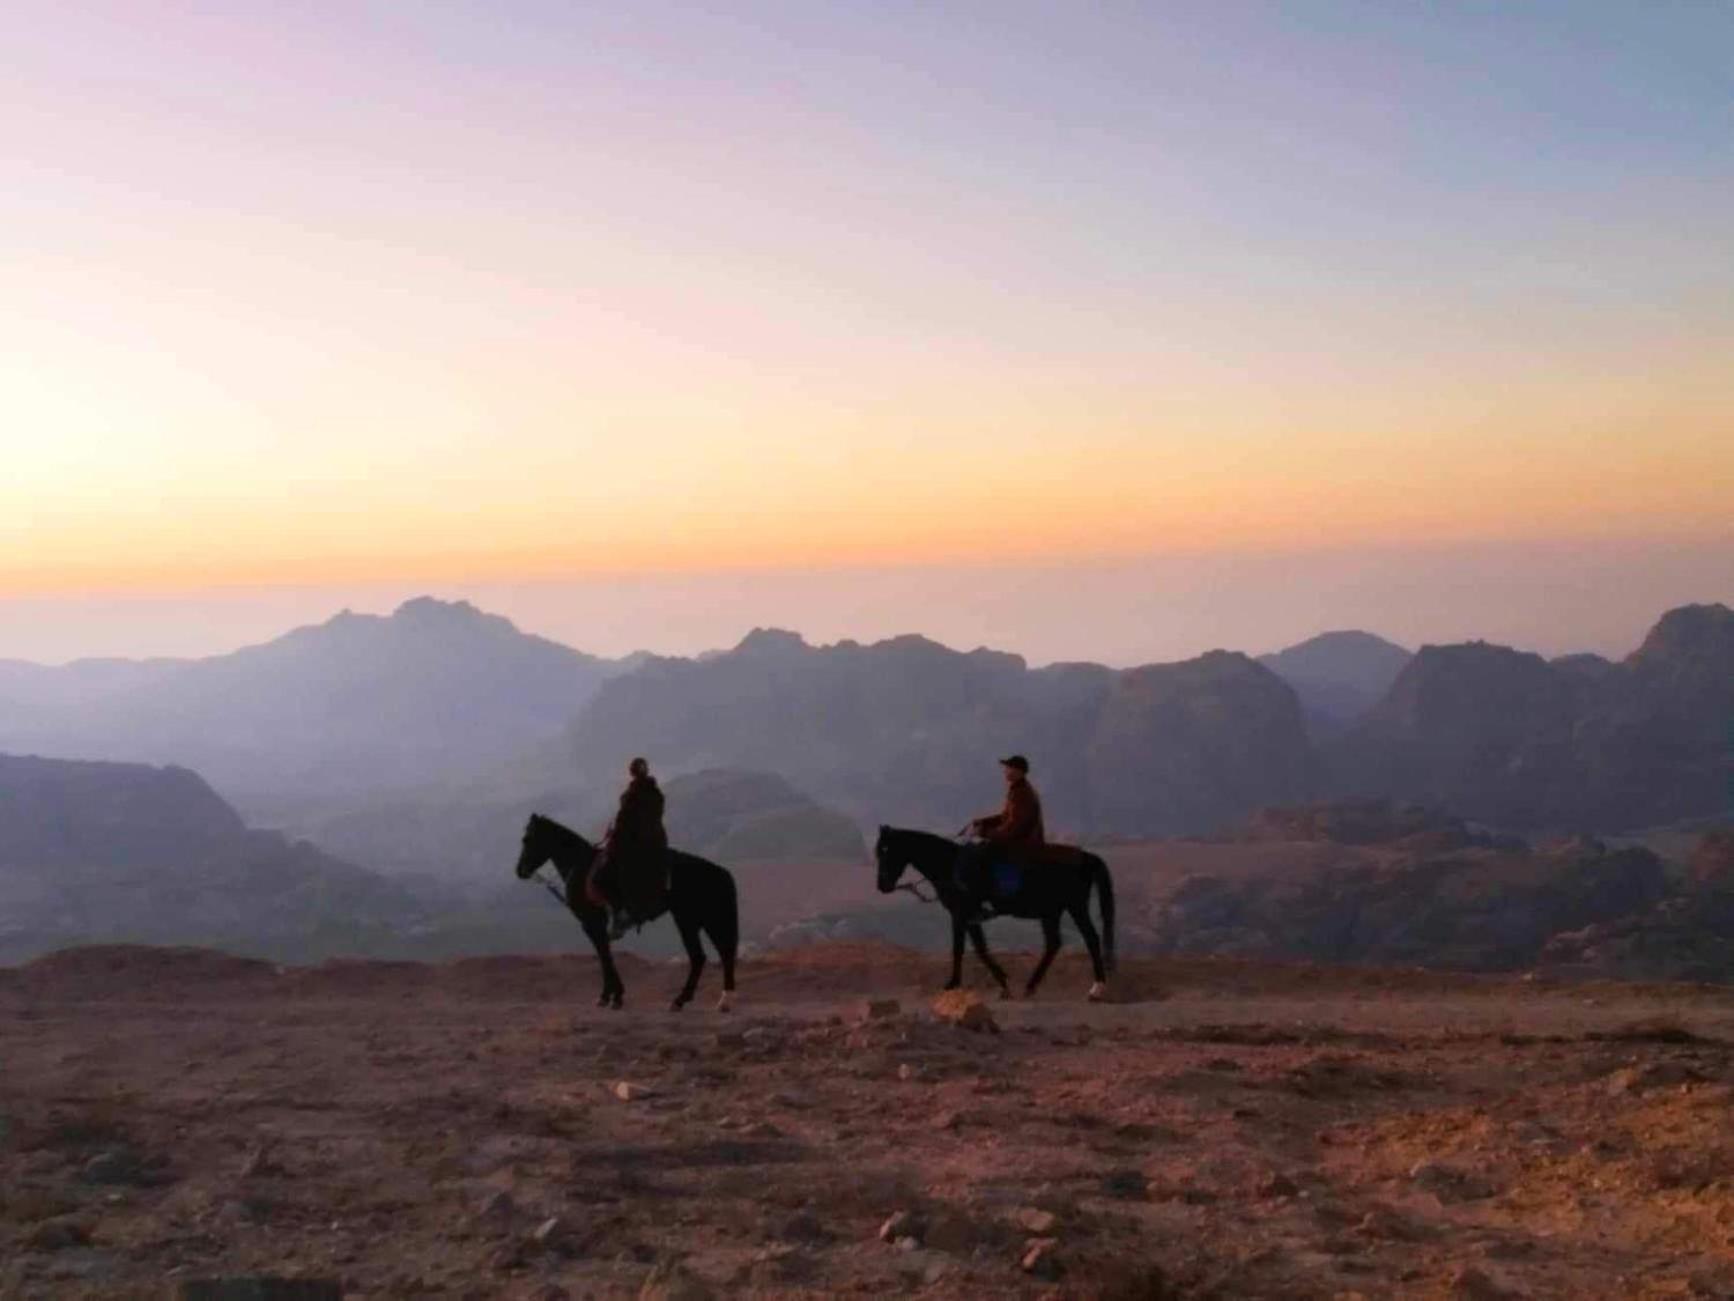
[974,777,1046,847]
[597,776,669,919]
[607,775,668,858]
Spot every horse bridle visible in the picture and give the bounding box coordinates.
[888,830,976,905]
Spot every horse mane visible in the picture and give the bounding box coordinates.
[882,825,957,853]
[530,813,594,853]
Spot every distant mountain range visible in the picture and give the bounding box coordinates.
[301,766,864,890]
[1257,630,1412,736]
[0,753,866,964]
[0,754,424,965]
[2,597,1728,850]
[1330,603,1734,833]
[0,598,622,817]
[566,634,1312,837]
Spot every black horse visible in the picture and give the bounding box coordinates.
[514,813,739,1012]
[875,826,1116,1000]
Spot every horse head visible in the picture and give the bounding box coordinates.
[874,825,909,894]
[515,813,553,880]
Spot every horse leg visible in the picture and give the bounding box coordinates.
[710,928,737,1013]
[1069,901,1108,1001]
[967,924,1011,999]
[584,916,625,1010]
[1024,914,1063,998]
[944,912,965,990]
[670,913,706,1011]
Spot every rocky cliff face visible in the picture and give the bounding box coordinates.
[1257,630,1412,736]
[1151,832,1670,972]
[0,598,620,813]
[568,634,1312,839]
[1083,652,1314,837]
[1330,604,1732,832]
[0,755,246,867]
[0,754,420,965]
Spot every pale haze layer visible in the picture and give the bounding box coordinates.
[3,3,1730,662]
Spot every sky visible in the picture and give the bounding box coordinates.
[3,2,1730,664]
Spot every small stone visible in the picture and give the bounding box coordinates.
[922,1210,979,1254]
[178,1280,342,1301]
[1448,1265,1516,1299]
[26,1220,91,1251]
[1012,1206,1058,1234]
[1607,1062,1704,1096]
[1257,1172,1300,1199]
[529,1216,572,1254]
[1355,1207,1435,1242]
[639,1261,714,1301]
[897,1064,918,1082]
[879,1210,921,1243]
[930,989,999,1033]
[81,1149,169,1188]
[476,1190,517,1222]
[1409,1161,1493,1203]
[239,1144,283,1179]
[1101,1169,1148,1199]
[1021,1237,1059,1277]
[859,999,902,1022]
[613,1081,654,1102]
[779,1211,829,1243]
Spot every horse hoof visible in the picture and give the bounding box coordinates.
[716,991,735,1013]
[998,986,1011,1001]
[1087,981,1107,1002]
[669,1000,686,1013]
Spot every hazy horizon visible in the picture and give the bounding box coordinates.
[7,3,1733,630]
[5,534,1727,669]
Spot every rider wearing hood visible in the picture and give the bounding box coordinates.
[590,757,670,939]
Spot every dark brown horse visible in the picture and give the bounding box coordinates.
[875,826,1115,1000]
[514,813,739,1011]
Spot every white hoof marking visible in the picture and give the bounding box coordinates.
[1087,981,1107,1002]
[716,990,735,1012]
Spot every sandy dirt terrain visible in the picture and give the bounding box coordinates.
[3,943,1733,1299]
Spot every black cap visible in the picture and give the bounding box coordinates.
[999,754,1030,773]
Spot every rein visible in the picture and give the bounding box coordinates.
[534,870,570,907]
[895,879,939,904]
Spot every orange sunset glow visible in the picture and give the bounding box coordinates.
[2,3,1729,662]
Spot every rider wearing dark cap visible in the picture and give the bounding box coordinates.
[957,755,1046,915]
[973,755,1046,847]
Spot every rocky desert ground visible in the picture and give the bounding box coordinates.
[4,942,1733,1300]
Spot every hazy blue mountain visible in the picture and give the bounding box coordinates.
[1257,630,1411,735]
[0,598,621,816]
[567,631,1311,838]
[661,769,866,863]
[0,754,424,964]
[292,766,863,890]
[1331,603,1733,832]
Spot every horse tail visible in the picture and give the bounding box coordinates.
[1091,855,1117,974]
